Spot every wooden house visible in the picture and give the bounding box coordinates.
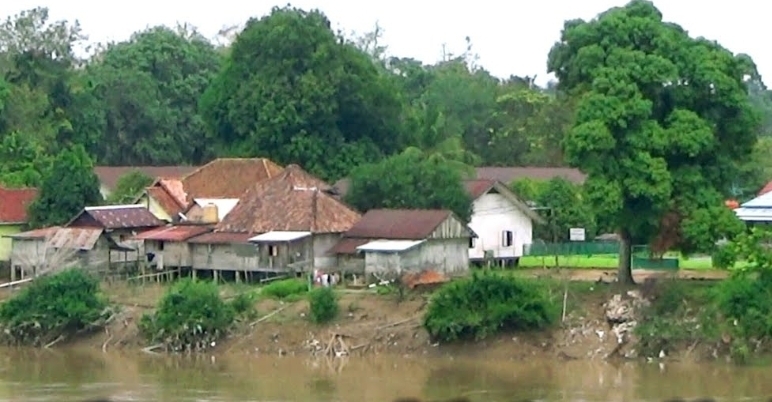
[330,209,473,277]
[0,187,38,264]
[186,165,360,275]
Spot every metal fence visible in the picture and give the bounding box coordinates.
[523,241,619,256]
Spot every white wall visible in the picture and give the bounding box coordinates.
[468,193,533,259]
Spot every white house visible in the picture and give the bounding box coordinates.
[464,180,544,264]
[734,191,772,222]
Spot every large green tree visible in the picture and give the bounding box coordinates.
[547,0,754,283]
[27,145,102,228]
[81,25,222,164]
[200,6,404,181]
[345,149,473,222]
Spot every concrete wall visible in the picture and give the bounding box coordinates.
[468,192,533,260]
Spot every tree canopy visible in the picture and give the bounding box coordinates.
[547,0,754,282]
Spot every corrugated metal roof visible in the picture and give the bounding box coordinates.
[357,240,425,252]
[70,205,164,229]
[133,225,213,241]
[735,207,772,222]
[49,228,103,250]
[344,209,451,240]
[193,198,239,221]
[742,192,772,208]
[4,226,60,239]
[248,231,311,242]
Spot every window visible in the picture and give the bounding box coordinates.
[268,245,278,257]
[501,230,514,247]
[158,241,165,251]
[469,237,476,249]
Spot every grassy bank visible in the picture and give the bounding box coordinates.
[519,253,714,270]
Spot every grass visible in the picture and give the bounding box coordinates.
[518,253,716,270]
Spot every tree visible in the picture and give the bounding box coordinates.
[81,25,222,164]
[345,149,473,222]
[200,6,404,181]
[547,0,754,283]
[106,170,154,205]
[27,145,102,228]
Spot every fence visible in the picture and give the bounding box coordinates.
[631,245,679,270]
[523,241,619,257]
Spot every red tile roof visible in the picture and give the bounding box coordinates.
[759,181,772,196]
[343,209,452,240]
[94,166,198,190]
[181,158,284,199]
[215,165,360,234]
[133,225,213,241]
[67,205,164,230]
[0,187,38,224]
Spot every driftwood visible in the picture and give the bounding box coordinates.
[142,343,164,354]
[323,333,352,357]
[249,305,289,327]
[44,335,64,349]
[375,316,420,331]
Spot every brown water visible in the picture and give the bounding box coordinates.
[0,348,770,402]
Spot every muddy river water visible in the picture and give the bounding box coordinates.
[0,348,770,401]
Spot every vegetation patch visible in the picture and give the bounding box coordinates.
[139,279,254,352]
[308,287,339,324]
[423,272,558,342]
[260,278,308,300]
[0,269,112,346]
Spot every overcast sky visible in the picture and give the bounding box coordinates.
[0,0,765,86]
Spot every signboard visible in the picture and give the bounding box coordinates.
[569,228,586,242]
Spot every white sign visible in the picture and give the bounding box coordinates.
[569,228,586,242]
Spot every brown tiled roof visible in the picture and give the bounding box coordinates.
[475,166,586,185]
[94,166,198,190]
[67,205,164,230]
[146,186,186,216]
[187,231,253,244]
[133,225,213,241]
[343,209,452,240]
[215,164,360,234]
[181,158,284,199]
[0,187,38,224]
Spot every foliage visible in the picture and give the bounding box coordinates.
[200,6,404,181]
[106,169,154,204]
[308,287,339,324]
[261,278,308,300]
[346,149,474,222]
[713,226,772,274]
[423,272,558,342]
[511,177,597,242]
[0,269,111,346]
[139,279,243,352]
[27,144,102,228]
[547,0,756,282]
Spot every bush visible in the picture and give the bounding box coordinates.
[423,272,558,342]
[139,279,238,352]
[308,287,339,324]
[261,278,308,299]
[715,272,772,340]
[0,269,111,346]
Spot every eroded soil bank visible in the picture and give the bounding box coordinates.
[2,268,732,363]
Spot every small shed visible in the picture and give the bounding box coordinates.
[247,231,313,272]
[132,225,213,270]
[330,209,473,277]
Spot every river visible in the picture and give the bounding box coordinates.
[0,348,770,401]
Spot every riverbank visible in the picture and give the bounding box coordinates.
[11,268,730,363]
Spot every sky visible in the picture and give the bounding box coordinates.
[0,0,766,86]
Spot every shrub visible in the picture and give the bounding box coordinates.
[139,279,236,352]
[423,272,559,342]
[230,292,258,320]
[0,269,111,346]
[308,287,339,324]
[261,278,308,299]
[715,272,772,340]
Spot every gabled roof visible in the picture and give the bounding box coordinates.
[215,164,360,234]
[94,166,198,191]
[0,187,38,224]
[463,179,544,224]
[66,205,164,230]
[343,209,454,240]
[758,181,772,197]
[181,158,284,199]
[145,179,189,217]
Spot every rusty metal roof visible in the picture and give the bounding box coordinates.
[475,166,586,185]
[464,179,496,199]
[5,226,60,239]
[68,205,164,230]
[328,238,369,255]
[133,225,213,242]
[187,231,253,244]
[49,228,103,250]
[343,209,452,240]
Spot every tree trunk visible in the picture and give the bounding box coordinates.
[618,230,635,285]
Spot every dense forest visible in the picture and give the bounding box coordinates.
[1,1,771,281]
